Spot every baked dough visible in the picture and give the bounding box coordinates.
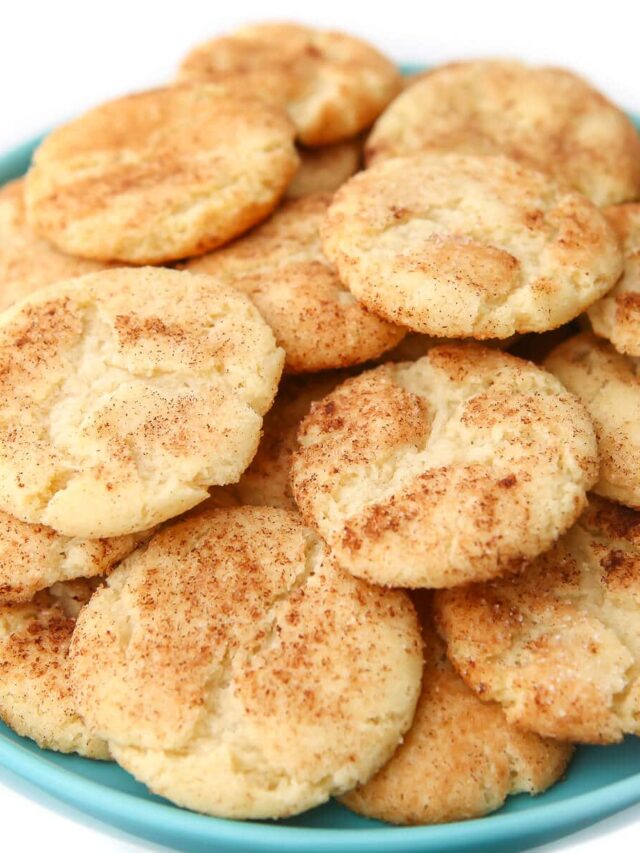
[322,153,623,338]
[0,267,283,537]
[291,344,598,587]
[69,506,423,818]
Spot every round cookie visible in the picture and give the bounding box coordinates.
[545,332,640,509]
[178,23,401,146]
[322,153,623,339]
[365,60,640,206]
[185,194,404,373]
[436,496,640,744]
[291,344,598,588]
[0,510,152,605]
[0,578,108,757]
[588,205,640,356]
[233,373,346,510]
[69,506,423,819]
[341,596,573,825]
[0,179,113,312]
[0,267,284,538]
[285,139,361,199]
[25,86,298,264]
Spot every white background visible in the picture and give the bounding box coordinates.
[1,1,639,851]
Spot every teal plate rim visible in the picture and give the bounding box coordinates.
[1,69,640,853]
[2,724,640,852]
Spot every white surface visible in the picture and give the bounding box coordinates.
[0,773,146,852]
[0,0,639,152]
[0,0,639,850]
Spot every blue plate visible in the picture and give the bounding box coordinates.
[1,74,640,852]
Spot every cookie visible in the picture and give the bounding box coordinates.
[0,510,151,605]
[25,86,298,264]
[341,596,573,825]
[0,179,113,312]
[588,205,640,356]
[285,139,361,199]
[185,194,404,373]
[178,23,401,146]
[69,506,423,819]
[321,153,623,339]
[545,332,640,509]
[0,579,108,757]
[233,373,345,510]
[365,60,640,205]
[436,496,640,743]
[291,344,598,588]
[0,267,283,538]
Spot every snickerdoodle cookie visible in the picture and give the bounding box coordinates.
[69,506,423,819]
[0,267,283,538]
[178,23,401,146]
[291,344,598,588]
[0,179,112,312]
[546,332,640,509]
[321,153,622,338]
[0,578,108,757]
[186,193,404,372]
[436,496,640,743]
[341,596,573,824]
[588,205,640,355]
[365,60,640,205]
[25,86,298,264]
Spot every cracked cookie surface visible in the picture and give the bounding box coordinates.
[68,506,423,819]
[546,333,640,509]
[290,344,598,587]
[0,267,284,538]
[365,60,640,206]
[0,578,108,757]
[186,194,404,372]
[322,153,622,339]
[178,23,401,146]
[25,86,298,264]
[435,496,640,743]
[341,595,573,824]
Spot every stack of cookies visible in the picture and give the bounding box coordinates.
[1,21,639,827]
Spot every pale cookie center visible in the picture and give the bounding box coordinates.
[315,362,585,538]
[38,302,261,509]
